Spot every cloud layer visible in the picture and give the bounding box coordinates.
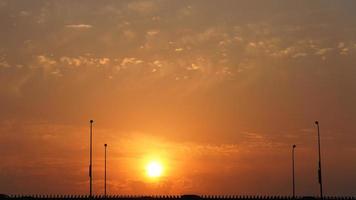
[0,0,356,196]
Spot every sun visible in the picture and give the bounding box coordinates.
[146,160,163,178]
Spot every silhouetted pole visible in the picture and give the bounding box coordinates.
[315,121,323,199]
[292,144,296,199]
[89,120,94,197]
[104,143,107,197]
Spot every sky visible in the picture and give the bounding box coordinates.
[0,0,356,196]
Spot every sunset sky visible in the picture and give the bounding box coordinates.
[0,0,356,196]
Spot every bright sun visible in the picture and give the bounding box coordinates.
[146,161,163,178]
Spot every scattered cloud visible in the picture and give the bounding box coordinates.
[292,52,308,59]
[59,56,111,67]
[153,60,163,68]
[99,58,110,65]
[60,56,83,66]
[122,30,136,40]
[37,55,57,66]
[120,57,144,67]
[315,48,333,55]
[127,1,158,14]
[1,1,356,195]
[0,0,7,8]
[187,63,200,71]
[146,30,159,36]
[175,48,184,52]
[340,48,349,55]
[0,61,10,68]
[65,24,93,29]
[19,10,31,17]
[338,42,345,49]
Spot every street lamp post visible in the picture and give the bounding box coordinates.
[104,143,107,197]
[315,121,323,199]
[292,144,296,199]
[89,120,94,197]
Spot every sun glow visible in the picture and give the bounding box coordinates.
[146,160,163,178]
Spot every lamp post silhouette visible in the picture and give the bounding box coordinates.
[104,143,107,197]
[292,144,296,199]
[89,120,94,197]
[315,121,323,199]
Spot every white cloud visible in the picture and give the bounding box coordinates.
[177,5,193,17]
[122,30,136,40]
[338,42,345,49]
[248,42,257,47]
[127,1,157,14]
[65,24,93,29]
[99,58,110,65]
[34,55,61,77]
[146,30,159,36]
[340,48,349,55]
[59,56,111,67]
[153,60,163,68]
[175,48,184,52]
[151,16,160,21]
[315,48,332,55]
[292,52,308,58]
[60,57,82,66]
[0,61,10,68]
[37,55,56,66]
[233,36,244,42]
[0,1,7,7]
[120,57,143,67]
[187,63,200,71]
[19,10,31,17]
[50,69,63,77]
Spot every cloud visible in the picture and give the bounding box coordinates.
[60,56,83,66]
[182,143,240,157]
[59,56,111,67]
[127,1,158,14]
[120,57,144,67]
[37,55,57,66]
[315,48,332,55]
[338,42,345,49]
[65,24,93,29]
[33,55,65,78]
[0,1,7,8]
[36,2,51,24]
[1,1,356,195]
[146,30,159,36]
[153,60,163,68]
[187,63,200,71]
[292,52,308,58]
[19,10,31,17]
[175,48,184,52]
[340,48,349,55]
[0,61,10,68]
[99,58,110,65]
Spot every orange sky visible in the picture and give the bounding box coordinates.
[0,0,356,196]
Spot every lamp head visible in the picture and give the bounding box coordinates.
[104,144,107,147]
[315,121,319,125]
[90,120,94,123]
